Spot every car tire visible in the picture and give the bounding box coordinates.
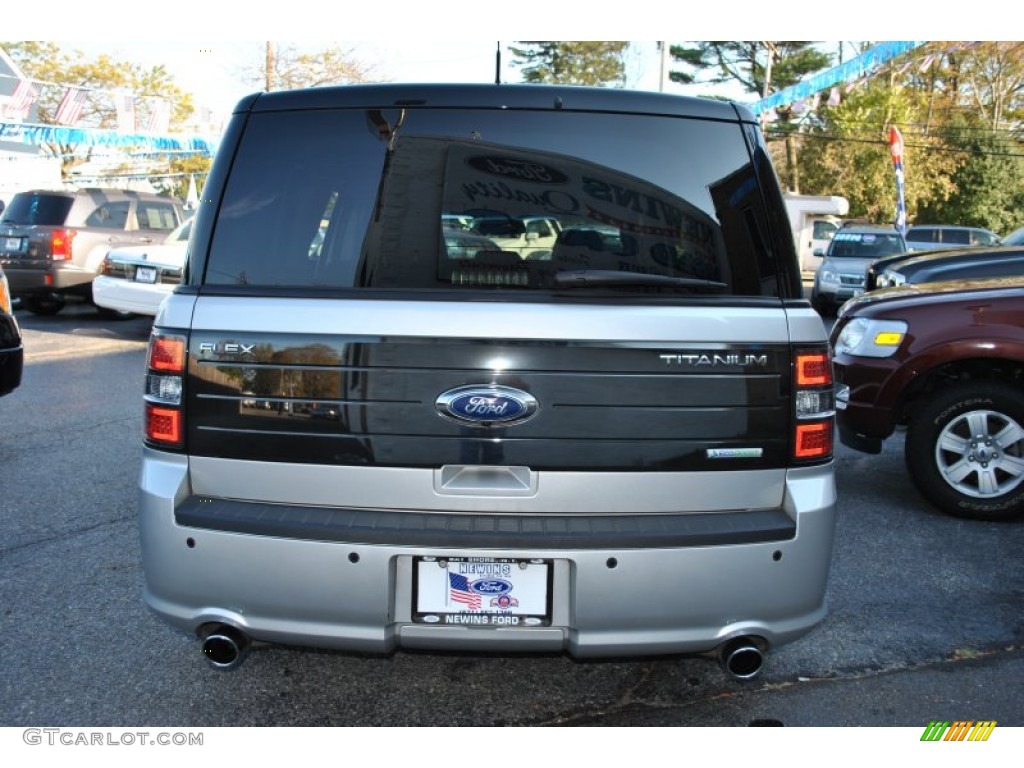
[24,296,66,316]
[905,382,1024,521]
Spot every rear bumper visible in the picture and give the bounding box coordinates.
[93,276,172,316]
[832,356,899,453]
[139,451,837,657]
[3,264,94,296]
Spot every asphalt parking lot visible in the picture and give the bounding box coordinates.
[0,302,1021,730]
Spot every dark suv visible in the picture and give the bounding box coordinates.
[138,84,836,676]
[832,276,1024,521]
[0,265,22,397]
[0,188,185,315]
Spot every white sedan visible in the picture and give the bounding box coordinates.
[93,219,191,316]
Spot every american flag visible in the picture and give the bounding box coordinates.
[145,97,171,134]
[54,86,88,126]
[7,79,39,117]
[448,572,481,610]
[115,91,135,133]
[890,126,908,235]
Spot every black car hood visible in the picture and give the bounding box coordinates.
[840,275,1024,317]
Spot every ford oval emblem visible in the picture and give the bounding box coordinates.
[435,385,538,427]
[470,579,513,595]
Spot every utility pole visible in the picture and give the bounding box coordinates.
[761,41,776,129]
[265,41,275,92]
[658,41,669,92]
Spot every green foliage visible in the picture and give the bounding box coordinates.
[509,42,629,86]
[2,41,196,180]
[915,122,1024,234]
[669,42,832,96]
[794,78,959,223]
[2,41,194,130]
[793,42,1024,233]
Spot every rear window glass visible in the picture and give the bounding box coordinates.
[905,228,935,243]
[204,108,785,297]
[0,193,73,226]
[942,229,970,245]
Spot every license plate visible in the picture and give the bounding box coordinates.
[135,266,157,283]
[3,237,24,252]
[414,556,551,626]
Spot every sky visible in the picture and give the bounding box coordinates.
[63,40,705,119]
[3,1,1003,129]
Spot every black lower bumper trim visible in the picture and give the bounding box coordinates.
[174,497,796,549]
[837,422,883,454]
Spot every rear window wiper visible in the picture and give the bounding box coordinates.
[553,269,727,291]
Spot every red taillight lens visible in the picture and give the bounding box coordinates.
[145,332,187,449]
[796,353,831,387]
[795,422,833,459]
[51,228,76,260]
[146,404,182,446]
[149,335,186,372]
[793,348,834,462]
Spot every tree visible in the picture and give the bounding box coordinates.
[250,42,375,91]
[668,41,831,95]
[794,76,959,224]
[509,42,629,86]
[669,42,832,192]
[1,41,196,179]
[915,122,1024,233]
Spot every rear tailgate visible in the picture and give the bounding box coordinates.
[181,297,794,513]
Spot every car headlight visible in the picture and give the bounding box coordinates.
[876,271,905,288]
[0,273,11,315]
[834,317,908,358]
[818,269,839,286]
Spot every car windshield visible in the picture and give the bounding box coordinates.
[828,232,905,258]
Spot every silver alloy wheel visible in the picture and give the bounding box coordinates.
[935,408,1024,498]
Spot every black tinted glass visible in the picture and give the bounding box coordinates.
[206,107,781,297]
[0,193,73,226]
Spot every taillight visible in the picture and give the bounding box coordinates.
[793,348,834,462]
[51,228,76,260]
[145,330,187,449]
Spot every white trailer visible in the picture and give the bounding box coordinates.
[784,193,849,277]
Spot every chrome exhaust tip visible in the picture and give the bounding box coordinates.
[198,624,251,670]
[718,636,765,680]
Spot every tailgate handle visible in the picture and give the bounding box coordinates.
[434,465,536,497]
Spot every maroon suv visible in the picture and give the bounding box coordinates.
[831,276,1024,521]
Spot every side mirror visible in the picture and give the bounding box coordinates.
[525,232,539,242]
[813,248,825,258]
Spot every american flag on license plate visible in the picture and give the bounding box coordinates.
[448,572,481,610]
